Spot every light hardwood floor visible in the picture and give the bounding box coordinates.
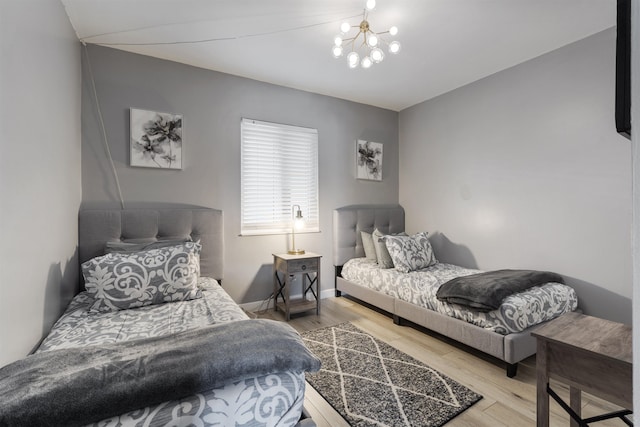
[258,296,626,427]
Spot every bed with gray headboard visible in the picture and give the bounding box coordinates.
[333,204,578,377]
[0,207,319,427]
[78,207,224,282]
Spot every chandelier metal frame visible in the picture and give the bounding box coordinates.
[331,0,401,69]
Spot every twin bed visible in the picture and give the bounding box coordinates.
[0,207,319,427]
[1,203,579,425]
[333,204,578,377]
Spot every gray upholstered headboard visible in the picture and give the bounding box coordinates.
[78,208,224,281]
[333,204,405,266]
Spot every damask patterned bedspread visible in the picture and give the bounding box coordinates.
[37,277,306,427]
[341,258,578,334]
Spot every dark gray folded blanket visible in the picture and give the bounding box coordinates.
[436,269,564,312]
[0,319,321,427]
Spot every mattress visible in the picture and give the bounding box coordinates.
[341,258,578,334]
[37,277,306,427]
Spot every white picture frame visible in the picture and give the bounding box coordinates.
[356,140,383,181]
[130,108,183,169]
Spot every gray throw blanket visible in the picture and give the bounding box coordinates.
[436,269,564,312]
[0,319,321,427]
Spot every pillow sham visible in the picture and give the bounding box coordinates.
[361,231,377,261]
[104,237,192,254]
[82,242,202,313]
[383,231,438,273]
[372,229,407,269]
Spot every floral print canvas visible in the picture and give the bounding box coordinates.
[356,139,382,181]
[130,108,183,169]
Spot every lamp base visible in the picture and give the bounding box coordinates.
[287,249,306,255]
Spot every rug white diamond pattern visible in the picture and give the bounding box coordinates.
[302,322,482,427]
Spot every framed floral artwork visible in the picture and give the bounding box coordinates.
[130,108,183,169]
[356,140,382,181]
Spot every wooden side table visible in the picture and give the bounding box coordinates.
[273,252,321,321]
[532,312,632,427]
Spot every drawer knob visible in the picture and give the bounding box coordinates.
[301,265,307,270]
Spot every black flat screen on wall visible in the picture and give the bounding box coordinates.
[616,0,631,138]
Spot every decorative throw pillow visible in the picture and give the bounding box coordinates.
[372,229,407,269]
[82,242,202,313]
[383,232,438,273]
[105,237,193,254]
[361,231,377,261]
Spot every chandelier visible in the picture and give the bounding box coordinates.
[331,0,401,69]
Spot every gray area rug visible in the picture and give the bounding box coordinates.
[301,322,482,426]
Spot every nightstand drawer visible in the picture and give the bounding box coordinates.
[286,258,319,273]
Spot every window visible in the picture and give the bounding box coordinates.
[241,118,319,235]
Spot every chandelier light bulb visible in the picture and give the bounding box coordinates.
[389,26,398,36]
[340,22,351,34]
[367,34,378,47]
[361,56,373,68]
[332,45,343,58]
[371,47,384,63]
[334,36,343,46]
[365,0,376,11]
[389,41,401,54]
[347,51,360,68]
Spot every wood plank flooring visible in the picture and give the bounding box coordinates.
[258,296,626,427]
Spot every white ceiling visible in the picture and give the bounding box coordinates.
[61,0,616,111]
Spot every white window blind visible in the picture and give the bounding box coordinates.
[241,118,319,235]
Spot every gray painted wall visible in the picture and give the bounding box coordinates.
[399,28,632,324]
[0,0,82,366]
[81,45,399,304]
[631,0,639,419]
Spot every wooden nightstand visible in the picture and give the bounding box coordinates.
[273,252,321,321]
[532,312,631,427]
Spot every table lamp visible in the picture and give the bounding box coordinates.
[288,205,305,255]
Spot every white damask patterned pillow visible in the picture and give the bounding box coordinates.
[383,232,438,273]
[82,242,202,313]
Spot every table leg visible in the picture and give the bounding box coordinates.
[569,386,581,427]
[273,267,278,312]
[302,273,308,302]
[536,340,549,427]
[316,265,321,315]
[285,273,291,321]
[273,270,288,312]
